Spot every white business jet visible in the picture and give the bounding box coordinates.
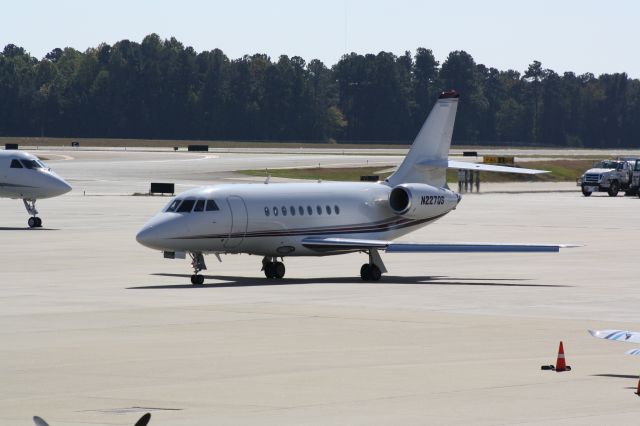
[0,150,72,227]
[136,91,570,285]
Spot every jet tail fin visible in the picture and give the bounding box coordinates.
[386,91,459,187]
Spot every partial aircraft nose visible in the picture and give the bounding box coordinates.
[136,214,182,250]
[49,175,72,197]
[136,225,160,249]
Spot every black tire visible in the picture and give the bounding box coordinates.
[608,181,619,197]
[369,265,382,281]
[581,188,592,197]
[35,217,42,227]
[196,275,204,285]
[274,262,285,279]
[360,264,372,281]
[28,217,36,228]
[264,263,276,279]
[190,275,197,285]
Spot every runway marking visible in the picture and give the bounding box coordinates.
[138,154,219,163]
[36,153,75,161]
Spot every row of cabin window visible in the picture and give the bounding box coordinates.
[265,204,340,217]
[166,199,220,213]
[10,159,46,169]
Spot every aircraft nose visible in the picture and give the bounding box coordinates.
[54,177,72,196]
[47,174,72,196]
[136,215,178,250]
[136,226,158,249]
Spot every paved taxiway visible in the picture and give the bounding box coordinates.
[1,149,640,425]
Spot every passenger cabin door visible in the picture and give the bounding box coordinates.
[225,196,248,249]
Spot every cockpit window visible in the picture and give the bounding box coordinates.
[20,159,44,169]
[206,200,219,211]
[177,199,196,212]
[193,199,205,212]
[10,159,23,168]
[165,199,182,212]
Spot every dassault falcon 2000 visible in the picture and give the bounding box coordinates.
[0,150,72,227]
[136,91,572,285]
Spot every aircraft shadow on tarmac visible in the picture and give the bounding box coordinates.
[127,273,572,289]
[593,373,640,380]
[0,227,59,231]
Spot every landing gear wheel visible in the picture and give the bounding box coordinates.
[360,264,381,281]
[369,265,381,281]
[264,263,276,279]
[35,217,42,227]
[274,262,285,279]
[608,181,619,197]
[360,264,371,280]
[190,274,204,285]
[28,217,37,228]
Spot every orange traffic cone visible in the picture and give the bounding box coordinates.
[555,341,571,372]
[541,341,572,371]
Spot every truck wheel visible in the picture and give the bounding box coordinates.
[608,181,619,197]
[581,189,592,197]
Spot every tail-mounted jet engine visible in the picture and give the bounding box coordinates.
[389,183,460,218]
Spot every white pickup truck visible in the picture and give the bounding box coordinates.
[577,159,638,197]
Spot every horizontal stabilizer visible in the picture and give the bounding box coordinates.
[446,160,548,174]
[589,329,640,343]
[302,237,575,253]
[625,349,640,356]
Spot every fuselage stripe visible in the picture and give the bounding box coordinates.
[172,213,446,240]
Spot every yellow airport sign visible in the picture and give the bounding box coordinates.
[483,155,515,165]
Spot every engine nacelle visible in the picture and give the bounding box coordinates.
[389,183,460,218]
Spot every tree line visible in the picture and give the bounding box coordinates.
[1,33,639,147]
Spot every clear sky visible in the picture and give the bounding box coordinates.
[3,0,638,77]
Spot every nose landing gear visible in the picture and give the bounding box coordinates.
[262,257,285,279]
[23,199,42,228]
[189,252,207,285]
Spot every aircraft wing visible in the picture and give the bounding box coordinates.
[302,237,572,253]
[447,160,548,174]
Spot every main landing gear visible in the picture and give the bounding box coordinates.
[189,252,207,285]
[262,257,285,279]
[360,249,387,282]
[360,263,382,281]
[23,199,42,228]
